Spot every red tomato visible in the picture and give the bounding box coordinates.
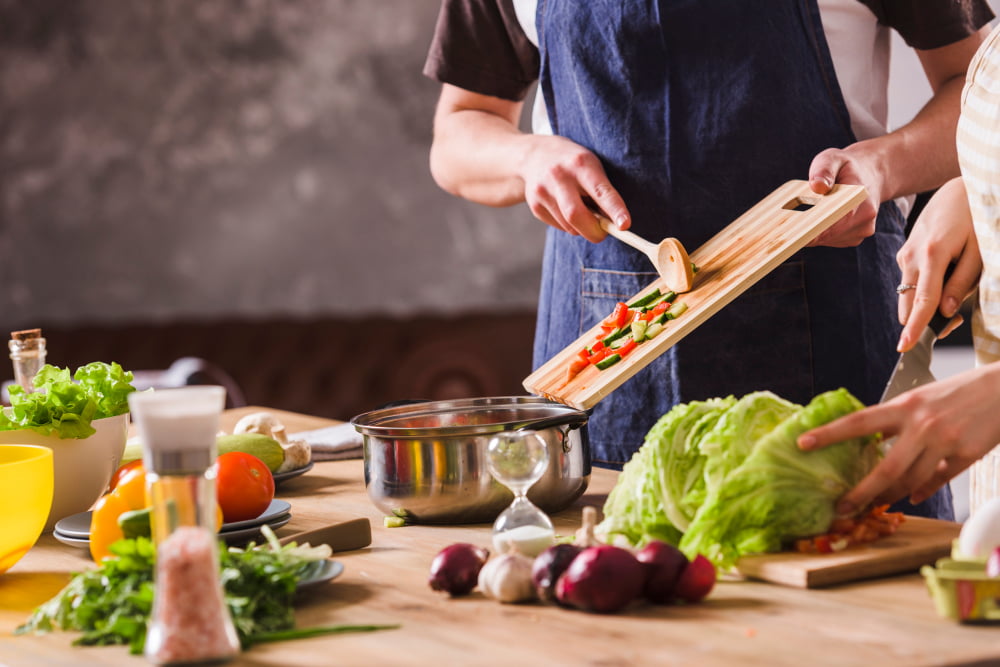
[213,452,275,523]
[109,459,144,492]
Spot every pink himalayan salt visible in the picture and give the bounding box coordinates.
[146,526,239,664]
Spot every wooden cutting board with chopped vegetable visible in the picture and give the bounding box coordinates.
[523,180,868,410]
[735,517,960,589]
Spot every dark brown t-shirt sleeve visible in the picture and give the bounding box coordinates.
[423,0,540,101]
[866,0,995,50]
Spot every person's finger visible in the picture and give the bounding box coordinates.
[937,314,965,341]
[580,176,630,230]
[807,150,845,196]
[528,190,573,235]
[941,238,981,318]
[835,438,924,515]
[554,189,605,243]
[896,271,918,329]
[909,458,962,506]
[898,273,945,352]
[797,403,894,452]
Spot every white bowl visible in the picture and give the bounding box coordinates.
[0,414,129,531]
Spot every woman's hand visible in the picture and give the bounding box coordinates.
[895,177,980,351]
[797,363,1000,514]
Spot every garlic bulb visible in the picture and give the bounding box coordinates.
[477,551,536,603]
[574,506,601,547]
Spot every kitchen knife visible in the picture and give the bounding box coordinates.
[878,309,954,403]
[277,517,372,552]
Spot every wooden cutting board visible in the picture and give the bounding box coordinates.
[735,517,960,588]
[523,180,868,410]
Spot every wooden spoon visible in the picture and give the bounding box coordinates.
[597,216,694,293]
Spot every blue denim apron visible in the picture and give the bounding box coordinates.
[533,0,952,519]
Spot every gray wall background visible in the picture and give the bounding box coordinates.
[2,1,990,333]
[1,0,544,331]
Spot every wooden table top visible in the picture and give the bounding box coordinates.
[2,406,999,666]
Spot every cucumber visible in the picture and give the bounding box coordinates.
[118,507,151,539]
[627,289,662,309]
[215,433,285,473]
[602,325,632,347]
[643,291,677,310]
[645,322,665,339]
[666,301,688,320]
[596,353,622,370]
[119,440,143,468]
[631,319,648,342]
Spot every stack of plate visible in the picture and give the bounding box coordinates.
[53,499,293,550]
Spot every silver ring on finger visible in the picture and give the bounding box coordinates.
[895,283,917,294]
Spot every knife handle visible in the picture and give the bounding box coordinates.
[925,262,958,337]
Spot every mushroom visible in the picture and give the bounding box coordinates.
[233,411,311,473]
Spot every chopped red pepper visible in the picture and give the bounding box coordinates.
[587,348,610,365]
[649,301,670,318]
[605,302,631,329]
[566,357,589,382]
[616,339,638,358]
[813,535,833,553]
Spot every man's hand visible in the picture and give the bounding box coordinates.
[519,135,631,242]
[806,146,885,248]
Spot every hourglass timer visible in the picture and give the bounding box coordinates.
[487,429,555,557]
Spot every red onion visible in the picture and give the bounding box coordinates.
[555,545,645,613]
[673,554,716,603]
[635,540,688,604]
[532,543,583,604]
[428,543,490,596]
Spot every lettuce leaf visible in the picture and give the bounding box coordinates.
[678,388,879,570]
[0,362,135,439]
[697,391,798,497]
[599,396,735,545]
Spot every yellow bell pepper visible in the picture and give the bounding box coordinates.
[89,463,147,562]
[90,462,224,562]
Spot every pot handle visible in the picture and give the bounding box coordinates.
[515,411,588,433]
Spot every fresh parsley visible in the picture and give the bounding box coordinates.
[16,528,398,653]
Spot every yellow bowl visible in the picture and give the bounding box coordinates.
[0,445,54,574]
[0,414,129,530]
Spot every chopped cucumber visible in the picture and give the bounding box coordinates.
[596,353,622,370]
[631,319,648,342]
[609,336,629,350]
[627,289,662,309]
[602,325,632,347]
[645,322,665,339]
[643,291,677,310]
[666,302,688,319]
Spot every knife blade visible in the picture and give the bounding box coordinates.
[878,309,954,403]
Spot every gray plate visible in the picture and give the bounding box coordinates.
[296,559,345,589]
[54,499,292,539]
[273,461,314,485]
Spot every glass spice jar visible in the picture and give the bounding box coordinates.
[9,328,46,392]
[129,386,240,665]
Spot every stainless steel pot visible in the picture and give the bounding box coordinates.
[351,396,590,524]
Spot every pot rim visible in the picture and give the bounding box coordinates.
[350,395,588,439]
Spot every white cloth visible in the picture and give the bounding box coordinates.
[291,422,364,461]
